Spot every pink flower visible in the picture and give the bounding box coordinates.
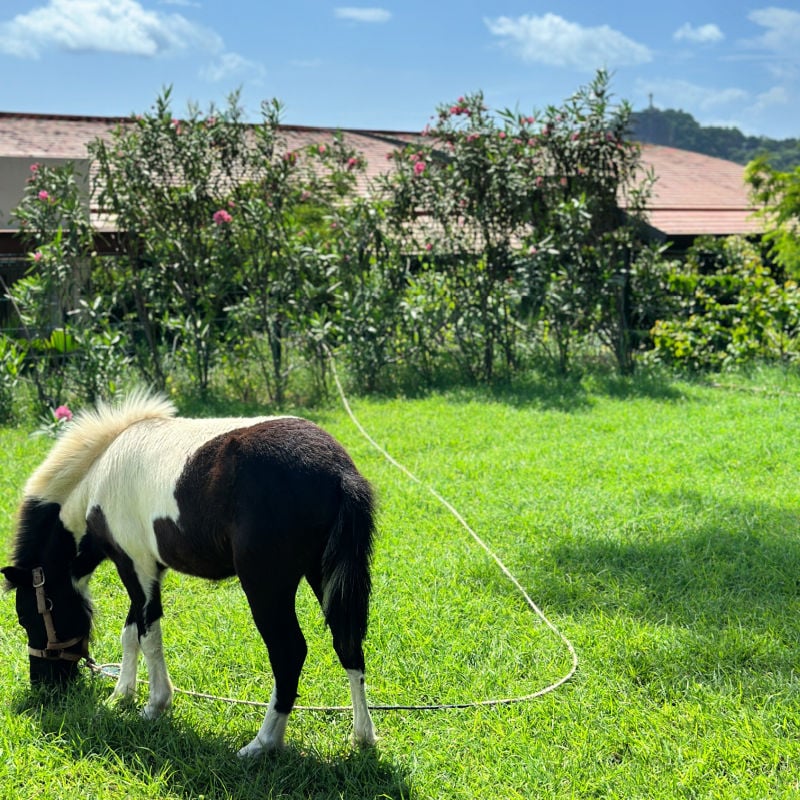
[33,251,43,262]
[38,190,49,201]
[413,161,426,175]
[347,157,359,170]
[30,163,39,173]
[318,144,327,154]
[213,209,232,225]
[54,405,73,422]
[498,131,507,139]
[425,243,433,251]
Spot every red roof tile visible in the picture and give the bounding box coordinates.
[635,145,760,235]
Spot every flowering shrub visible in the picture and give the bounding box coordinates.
[5,160,128,412]
[382,69,653,378]
[91,90,264,391]
[91,91,370,398]
[33,403,74,438]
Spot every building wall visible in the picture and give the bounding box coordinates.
[0,156,91,228]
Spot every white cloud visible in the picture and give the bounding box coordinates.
[201,51,265,83]
[750,85,789,112]
[747,6,800,53]
[673,23,724,44]
[485,13,651,70]
[0,0,222,59]
[334,7,391,23]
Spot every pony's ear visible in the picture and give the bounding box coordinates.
[1,566,30,588]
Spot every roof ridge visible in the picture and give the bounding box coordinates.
[0,110,419,138]
[0,110,131,124]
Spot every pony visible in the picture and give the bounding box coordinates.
[2,391,377,757]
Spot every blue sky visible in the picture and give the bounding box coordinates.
[1,1,798,139]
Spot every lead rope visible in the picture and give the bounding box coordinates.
[319,347,578,710]
[88,353,578,711]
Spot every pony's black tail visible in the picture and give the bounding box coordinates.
[321,472,375,660]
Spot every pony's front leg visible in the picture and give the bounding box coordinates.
[139,618,174,719]
[107,621,140,704]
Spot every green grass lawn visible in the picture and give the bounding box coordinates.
[1,369,799,799]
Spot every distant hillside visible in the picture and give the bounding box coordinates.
[630,107,799,172]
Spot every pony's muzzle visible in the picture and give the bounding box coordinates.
[28,654,81,687]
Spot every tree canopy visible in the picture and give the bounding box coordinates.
[630,107,799,171]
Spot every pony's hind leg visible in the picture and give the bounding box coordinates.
[347,666,377,747]
[339,646,377,747]
[237,575,307,757]
[307,568,377,747]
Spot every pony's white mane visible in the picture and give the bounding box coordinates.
[24,388,177,505]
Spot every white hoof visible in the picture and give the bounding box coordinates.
[106,686,136,708]
[140,702,167,720]
[352,722,378,748]
[140,692,172,719]
[237,736,283,758]
[240,691,289,757]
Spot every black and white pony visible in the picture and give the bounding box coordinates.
[2,391,377,757]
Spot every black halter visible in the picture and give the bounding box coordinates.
[27,567,89,663]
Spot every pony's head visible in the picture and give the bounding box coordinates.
[2,501,92,687]
[2,563,92,685]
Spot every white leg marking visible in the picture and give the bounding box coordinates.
[237,686,289,758]
[138,619,174,718]
[347,669,377,747]
[108,622,139,704]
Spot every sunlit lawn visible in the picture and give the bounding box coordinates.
[1,368,799,798]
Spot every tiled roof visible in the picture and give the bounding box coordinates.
[635,145,760,236]
[0,111,127,158]
[0,112,760,237]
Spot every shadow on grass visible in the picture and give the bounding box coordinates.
[12,684,414,800]
[162,362,689,419]
[364,368,688,413]
[532,492,800,687]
